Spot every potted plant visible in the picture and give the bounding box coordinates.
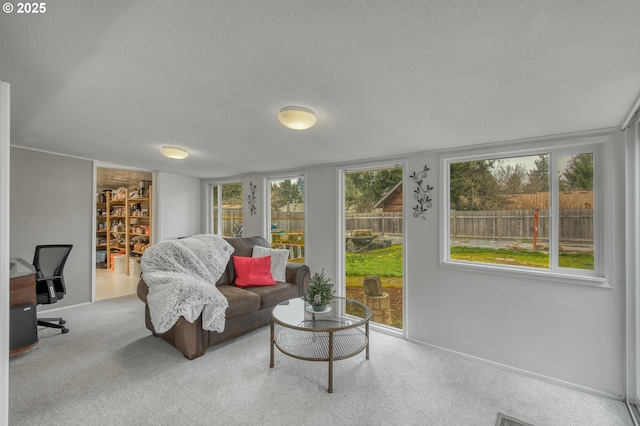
[306,269,335,312]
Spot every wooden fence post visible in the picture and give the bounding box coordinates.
[533,209,539,251]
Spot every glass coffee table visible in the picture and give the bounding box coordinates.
[270,297,371,393]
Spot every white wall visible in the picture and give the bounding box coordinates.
[155,172,201,241]
[305,166,340,284]
[1,80,11,426]
[10,148,94,308]
[404,141,625,398]
[241,175,265,238]
[210,130,627,397]
[626,111,640,404]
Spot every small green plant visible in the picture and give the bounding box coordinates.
[306,269,335,307]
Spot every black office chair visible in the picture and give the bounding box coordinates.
[33,244,73,334]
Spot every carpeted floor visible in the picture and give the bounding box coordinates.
[9,295,633,425]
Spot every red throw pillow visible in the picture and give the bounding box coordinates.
[233,255,276,287]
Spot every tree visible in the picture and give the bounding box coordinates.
[345,168,402,212]
[561,153,593,191]
[296,177,304,198]
[524,154,549,193]
[449,160,506,210]
[221,182,242,207]
[271,179,303,211]
[493,161,528,194]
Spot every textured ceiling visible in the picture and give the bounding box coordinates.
[96,167,152,191]
[1,0,639,178]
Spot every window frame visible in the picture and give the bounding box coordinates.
[265,171,306,250]
[440,135,611,288]
[338,161,406,331]
[208,180,243,237]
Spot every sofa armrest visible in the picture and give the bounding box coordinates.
[285,263,310,298]
[137,278,149,303]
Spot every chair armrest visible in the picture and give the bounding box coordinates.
[36,274,62,282]
[285,263,310,298]
[36,276,59,303]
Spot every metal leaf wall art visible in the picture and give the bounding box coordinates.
[247,181,257,216]
[409,165,434,220]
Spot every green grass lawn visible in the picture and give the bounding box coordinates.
[343,244,593,278]
[345,245,403,277]
[450,246,594,270]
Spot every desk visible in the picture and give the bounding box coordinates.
[9,258,39,356]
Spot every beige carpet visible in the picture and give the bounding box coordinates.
[9,295,633,425]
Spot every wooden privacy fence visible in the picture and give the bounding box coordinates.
[222,209,591,243]
[270,211,305,233]
[219,210,243,236]
[345,212,402,235]
[450,209,593,243]
[219,210,306,235]
[271,211,404,235]
[220,210,404,236]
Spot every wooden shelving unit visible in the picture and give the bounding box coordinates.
[96,185,152,275]
[96,199,108,252]
[128,186,153,258]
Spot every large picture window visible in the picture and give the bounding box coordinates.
[342,166,404,330]
[444,141,603,280]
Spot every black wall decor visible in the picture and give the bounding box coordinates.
[247,181,257,216]
[409,165,433,220]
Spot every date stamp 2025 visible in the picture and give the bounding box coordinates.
[3,2,47,14]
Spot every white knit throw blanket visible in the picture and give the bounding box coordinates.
[140,234,233,334]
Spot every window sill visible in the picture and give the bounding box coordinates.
[440,260,612,289]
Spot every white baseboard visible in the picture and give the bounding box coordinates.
[627,401,640,426]
[406,337,624,401]
[38,301,92,314]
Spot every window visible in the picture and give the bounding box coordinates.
[342,166,404,330]
[268,175,305,262]
[444,140,604,280]
[211,182,243,237]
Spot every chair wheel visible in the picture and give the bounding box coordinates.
[61,328,69,334]
[59,320,66,325]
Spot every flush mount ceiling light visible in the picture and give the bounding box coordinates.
[277,106,317,130]
[160,145,189,160]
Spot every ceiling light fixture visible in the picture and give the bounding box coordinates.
[160,146,189,160]
[277,106,317,130]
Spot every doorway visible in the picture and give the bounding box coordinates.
[95,166,153,301]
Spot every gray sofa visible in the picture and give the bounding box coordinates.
[137,235,310,359]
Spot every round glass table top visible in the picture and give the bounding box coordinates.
[271,296,371,332]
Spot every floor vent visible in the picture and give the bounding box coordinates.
[496,413,535,426]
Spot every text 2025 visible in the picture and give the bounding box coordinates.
[17,3,46,13]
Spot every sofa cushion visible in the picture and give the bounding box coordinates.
[216,285,261,318]
[216,236,271,286]
[244,282,298,309]
[233,256,276,287]
[252,246,289,282]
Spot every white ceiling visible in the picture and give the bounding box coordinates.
[1,1,639,179]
